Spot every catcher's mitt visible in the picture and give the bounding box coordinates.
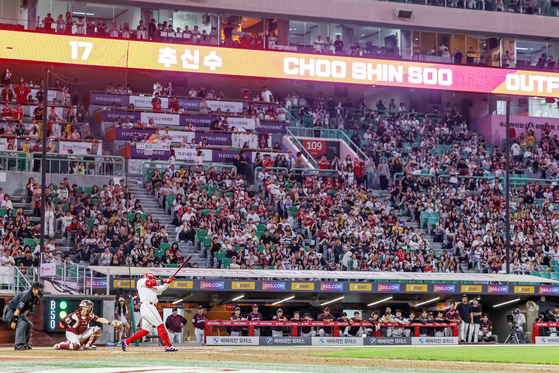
[111,320,123,327]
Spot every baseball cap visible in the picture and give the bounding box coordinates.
[462,294,468,298]
[198,305,204,309]
[235,306,241,311]
[118,297,125,302]
[277,308,283,312]
[252,304,258,308]
[172,307,178,311]
[324,307,330,312]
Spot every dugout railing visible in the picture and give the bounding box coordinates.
[204,320,458,339]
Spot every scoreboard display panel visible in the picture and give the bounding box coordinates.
[43,298,103,333]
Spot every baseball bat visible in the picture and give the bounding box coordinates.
[170,254,192,278]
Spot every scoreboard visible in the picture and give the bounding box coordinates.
[43,298,103,333]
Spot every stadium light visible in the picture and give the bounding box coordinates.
[272,295,295,305]
[321,296,344,306]
[367,296,392,306]
[493,298,520,308]
[232,295,244,301]
[415,297,440,307]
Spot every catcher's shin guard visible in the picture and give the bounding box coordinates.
[125,329,149,346]
[84,326,102,349]
[157,324,172,348]
[56,342,79,350]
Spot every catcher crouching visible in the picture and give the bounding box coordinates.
[54,300,122,350]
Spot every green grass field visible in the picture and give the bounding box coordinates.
[315,346,559,365]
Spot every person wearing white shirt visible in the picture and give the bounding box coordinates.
[261,86,274,102]
[0,249,15,266]
[314,36,325,53]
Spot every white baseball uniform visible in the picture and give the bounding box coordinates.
[137,278,170,330]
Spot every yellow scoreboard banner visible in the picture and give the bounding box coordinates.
[232,281,256,290]
[406,284,428,292]
[3,30,559,97]
[170,281,194,289]
[291,282,315,291]
[113,280,135,288]
[349,283,372,291]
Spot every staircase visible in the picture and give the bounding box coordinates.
[126,178,207,268]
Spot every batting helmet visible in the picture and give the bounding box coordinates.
[143,273,155,280]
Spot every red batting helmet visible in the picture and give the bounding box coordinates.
[143,273,155,280]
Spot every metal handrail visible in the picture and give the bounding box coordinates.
[0,150,29,171]
[253,166,289,185]
[29,152,126,177]
[393,171,557,187]
[141,161,237,185]
[285,127,317,169]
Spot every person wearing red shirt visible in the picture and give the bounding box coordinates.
[353,157,364,184]
[152,95,162,112]
[168,96,179,112]
[12,103,24,120]
[1,86,13,101]
[303,176,314,189]
[1,102,12,120]
[241,88,251,101]
[318,156,330,170]
[265,104,277,118]
[262,154,274,168]
[395,248,406,262]
[423,262,434,273]
[14,83,31,104]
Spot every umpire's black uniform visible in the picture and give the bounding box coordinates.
[2,282,44,350]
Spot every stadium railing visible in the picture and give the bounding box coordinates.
[0,149,29,171]
[28,151,126,177]
[286,126,368,160]
[532,322,559,343]
[205,320,458,338]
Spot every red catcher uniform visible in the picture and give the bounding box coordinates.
[55,307,101,350]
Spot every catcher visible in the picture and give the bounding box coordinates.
[53,299,122,350]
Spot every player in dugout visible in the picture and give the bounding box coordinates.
[317,307,335,336]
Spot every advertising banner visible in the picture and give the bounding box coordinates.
[180,114,214,128]
[411,337,459,345]
[91,92,129,106]
[5,29,559,97]
[129,144,170,159]
[312,337,363,346]
[177,98,200,111]
[129,95,169,109]
[168,131,195,144]
[101,110,142,123]
[207,100,244,113]
[85,278,108,288]
[259,120,288,133]
[260,337,312,346]
[195,132,232,146]
[206,336,259,346]
[114,128,155,140]
[59,141,102,155]
[535,337,559,344]
[140,112,180,126]
[211,149,253,163]
[40,263,56,277]
[366,337,411,345]
[222,117,256,131]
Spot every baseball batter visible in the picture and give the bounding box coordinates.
[54,300,121,350]
[192,305,207,344]
[121,273,177,352]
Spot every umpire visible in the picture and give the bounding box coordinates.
[3,282,44,350]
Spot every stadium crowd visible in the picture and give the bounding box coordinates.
[2,70,559,278]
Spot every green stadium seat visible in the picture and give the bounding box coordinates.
[221,258,232,269]
[160,243,171,251]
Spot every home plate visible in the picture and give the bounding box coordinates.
[24,368,306,373]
